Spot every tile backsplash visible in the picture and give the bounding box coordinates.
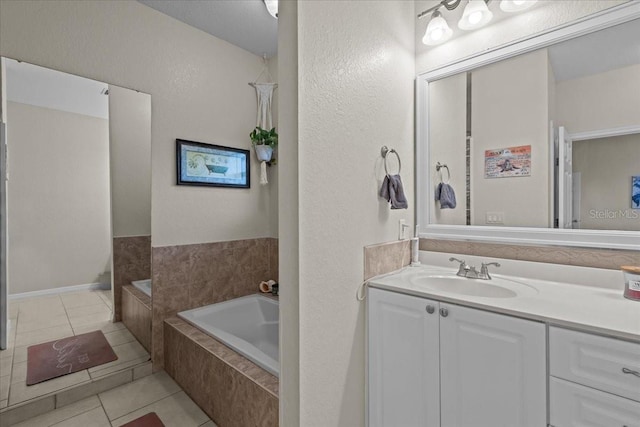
[113,236,151,321]
[364,240,411,280]
[151,237,278,369]
[420,239,640,270]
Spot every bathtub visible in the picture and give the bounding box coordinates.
[131,279,152,297]
[178,294,279,376]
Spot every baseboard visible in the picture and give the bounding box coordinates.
[8,282,111,300]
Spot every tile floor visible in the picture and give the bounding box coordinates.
[0,290,149,410]
[10,371,216,427]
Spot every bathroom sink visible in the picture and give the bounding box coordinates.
[409,275,537,298]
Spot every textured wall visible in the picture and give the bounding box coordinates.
[7,102,111,294]
[0,0,277,246]
[292,1,416,425]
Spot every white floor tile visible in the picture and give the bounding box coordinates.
[11,396,101,427]
[65,304,111,320]
[111,391,209,427]
[14,325,73,348]
[60,293,105,309]
[99,371,181,420]
[49,406,111,427]
[16,314,70,334]
[8,370,91,406]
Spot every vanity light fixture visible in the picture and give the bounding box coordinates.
[264,0,278,19]
[423,10,453,46]
[458,0,493,30]
[419,0,538,46]
[500,0,537,13]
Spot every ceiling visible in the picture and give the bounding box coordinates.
[138,0,278,58]
[5,58,109,119]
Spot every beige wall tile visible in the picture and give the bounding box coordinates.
[420,238,640,270]
[364,240,412,280]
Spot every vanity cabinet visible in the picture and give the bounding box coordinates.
[549,327,640,427]
[368,287,546,427]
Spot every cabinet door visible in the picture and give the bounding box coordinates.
[439,304,546,427]
[368,288,440,427]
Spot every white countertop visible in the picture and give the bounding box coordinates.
[368,265,640,343]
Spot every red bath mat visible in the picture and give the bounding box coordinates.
[26,330,118,385]
[121,412,166,427]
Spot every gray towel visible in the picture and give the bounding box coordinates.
[435,182,456,209]
[380,174,408,209]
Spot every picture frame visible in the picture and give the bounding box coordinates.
[176,139,250,188]
[633,176,640,209]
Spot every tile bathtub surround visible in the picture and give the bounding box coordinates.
[164,318,278,427]
[364,239,412,281]
[122,285,152,352]
[151,237,278,368]
[113,236,152,322]
[420,239,640,271]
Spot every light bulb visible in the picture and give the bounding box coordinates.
[458,0,493,31]
[468,11,482,25]
[422,11,453,46]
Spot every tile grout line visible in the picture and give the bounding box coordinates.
[105,383,183,424]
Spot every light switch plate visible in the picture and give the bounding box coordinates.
[486,212,505,225]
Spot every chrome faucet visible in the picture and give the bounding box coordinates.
[479,262,501,280]
[449,258,500,280]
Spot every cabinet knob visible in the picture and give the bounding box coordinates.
[440,308,449,317]
[426,305,435,314]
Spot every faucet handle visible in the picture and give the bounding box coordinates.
[480,262,501,279]
[449,257,468,276]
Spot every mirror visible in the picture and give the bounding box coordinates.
[418,7,640,249]
[1,57,152,407]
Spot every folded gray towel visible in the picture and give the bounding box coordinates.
[380,174,408,209]
[435,182,456,209]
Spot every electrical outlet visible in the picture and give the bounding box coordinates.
[486,212,505,225]
[399,219,406,240]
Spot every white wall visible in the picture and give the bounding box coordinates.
[573,134,640,231]
[0,0,274,247]
[471,49,551,227]
[428,73,467,225]
[556,64,640,134]
[286,1,415,425]
[7,102,111,293]
[109,85,152,237]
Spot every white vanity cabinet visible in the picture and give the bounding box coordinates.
[549,327,640,427]
[368,287,547,427]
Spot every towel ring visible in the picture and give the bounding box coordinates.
[381,146,401,176]
[436,162,450,183]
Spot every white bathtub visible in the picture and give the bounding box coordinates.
[178,294,279,377]
[132,279,152,297]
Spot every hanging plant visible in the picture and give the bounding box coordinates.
[250,127,278,164]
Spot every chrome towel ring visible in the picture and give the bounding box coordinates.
[436,162,450,183]
[381,146,401,176]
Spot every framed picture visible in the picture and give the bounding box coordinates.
[176,139,250,188]
[633,176,640,209]
[484,145,531,179]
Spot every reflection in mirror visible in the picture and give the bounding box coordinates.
[427,18,640,232]
[1,57,152,408]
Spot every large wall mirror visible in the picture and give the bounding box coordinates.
[1,57,151,344]
[417,3,640,250]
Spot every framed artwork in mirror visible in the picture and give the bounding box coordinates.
[176,139,250,188]
[633,176,640,209]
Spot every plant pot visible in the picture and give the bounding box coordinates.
[255,145,273,162]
